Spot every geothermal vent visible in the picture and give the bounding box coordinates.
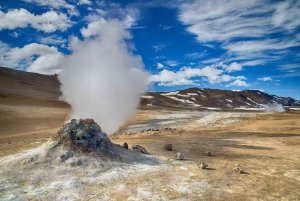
[0,119,159,200]
[52,118,112,153]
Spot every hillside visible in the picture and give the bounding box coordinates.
[140,87,300,109]
[0,67,70,146]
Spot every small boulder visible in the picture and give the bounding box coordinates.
[235,165,243,174]
[198,162,208,169]
[164,144,172,151]
[132,145,147,154]
[175,152,184,160]
[205,151,211,156]
[123,142,128,149]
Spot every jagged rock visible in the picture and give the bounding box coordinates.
[175,152,184,160]
[164,144,172,151]
[198,162,208,169]
[235,165,244,174]
[132,145,147,154]
[205,151,211,156]
[52,118,112,152]
[123,142,128,149]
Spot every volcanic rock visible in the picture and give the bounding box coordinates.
[205,151,211,156]
[123,142,128,149]
[198,162,208,169]
[132,145,148,154]
[235,165,244,174]
[52,118,112,152]
[175,152,184,160]
[164,144,172,151]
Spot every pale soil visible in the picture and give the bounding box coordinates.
[0,105,299,200]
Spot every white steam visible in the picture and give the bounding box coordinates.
[263,102,285,113]
[58,19,149,134]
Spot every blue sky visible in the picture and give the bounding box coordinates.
[0,0,300,99]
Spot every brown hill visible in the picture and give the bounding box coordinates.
[0,67,70,147]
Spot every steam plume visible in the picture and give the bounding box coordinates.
[59,19,149,134]
[263,102,285,113]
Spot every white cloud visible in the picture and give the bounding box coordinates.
[159,24,173,30]
[9,31,19,38]
[149,62,245,87]
[222,62,243,73]
[272,1,300,30]
[38,36,67,45]
[226,77,249,87]
[0,42,63,74]
[185,52,206,59]
[165,60,180,67]
[178,1,274,42]
[224,39,300,54]
[241,60,266,66]
[0,9,73,32]
[78,0,92,5]
[178,0,300,69]
[23,0,78,16]
[152,44,167,52]
[258,77,272,81]
[157,62,164,69]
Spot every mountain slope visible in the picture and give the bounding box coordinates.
[140,87,300,109]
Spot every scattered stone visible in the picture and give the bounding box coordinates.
[175,152,184,160]
[123,142,128,149]
[235,165,244,174]
[205,151,211,156]
[198,162,208,169]
[132,145,148,154]
[164,144,172,151]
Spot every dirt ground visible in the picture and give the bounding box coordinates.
[109,110,300,200]
[0,104,300,200]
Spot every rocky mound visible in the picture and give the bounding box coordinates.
[52,118,112,153]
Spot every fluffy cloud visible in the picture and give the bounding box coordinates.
[226,78,249,87]
[0,9,73,32]
[0,42,63,74]
[149,62,246,87]
[157,62,164,69]
[222,62,243,73]
[258,77,272,81]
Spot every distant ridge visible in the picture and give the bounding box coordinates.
[0,67,299,109]
[140,87,300,109]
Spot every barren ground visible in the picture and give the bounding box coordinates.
[0,100,299,200]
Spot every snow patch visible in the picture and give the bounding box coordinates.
[140,96,154,99]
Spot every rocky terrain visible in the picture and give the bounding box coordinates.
[0,67,300,200]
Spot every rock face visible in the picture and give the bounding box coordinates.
[132,145,148,154]
[175,153,184,160]
[164,144,172,151]
[52,118,112,152]
[198,162,208,169]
